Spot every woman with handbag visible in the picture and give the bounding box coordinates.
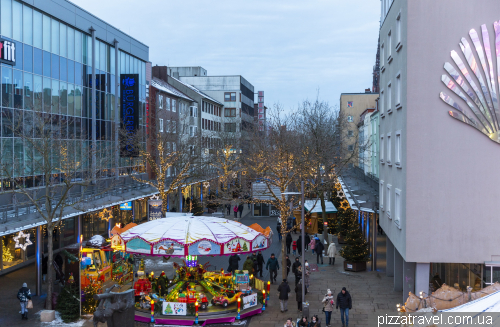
[322,289,335,327]
[17,282,32,320]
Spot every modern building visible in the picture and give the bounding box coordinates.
[339,92,378,167]
[0,0,155,277]
[378,0,500,301]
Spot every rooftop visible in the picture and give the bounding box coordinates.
[151,78,193,102]
[170,76,224,106]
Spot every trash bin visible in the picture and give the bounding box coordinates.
[302,301,310,319]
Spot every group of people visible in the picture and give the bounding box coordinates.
[284,232,337,265]
[226,203,245,218]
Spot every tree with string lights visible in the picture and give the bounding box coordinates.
[338,207,369,271]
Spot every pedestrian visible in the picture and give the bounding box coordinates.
[42,254,48,283]
[284,318,295,327]
[257,251,265,277]
[286,255,291,276]
[315,238,324,264]
[297,235,302,256]
[228,254,240,273]
[292,215,297,234]
[292,240,297,255]
[294,279,307,311]
[286,233,292,254]
[238,203,244,218]
[322,289,335,327]
[327,242,337,265]
[305,233,311,251]
[309,237,316,254]
[298,317,308,327]
[226,204,231,216]
[291,257,301,285]
[277,222,283,241]
[310,315,321,327]
[243,256,254,273]
[266,253,280,283]
[233,205,238,218]
[157,271,167,296]
[17,282,32,320]
[277,278,291,313]
[336,287,352,327]
[304,261,310,289]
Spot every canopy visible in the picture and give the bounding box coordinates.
[118,216,272,256]
[441,290,500,312]
[303,200,337,214]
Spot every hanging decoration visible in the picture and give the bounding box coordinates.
[203,181,210,188]
[99,208,113,222]
[339,199,350,210]
[150,194,160,200]
[13,230,33,251]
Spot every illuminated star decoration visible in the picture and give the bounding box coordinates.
[14,230,32,251]
[203,181,210,188]
[150,194,160,200]
[232,172,237,178]
[99,208,112,222]
[339,200,350,210]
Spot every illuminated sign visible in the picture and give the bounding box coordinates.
[120,202,132,210]
[120,74,139,157]
[0,39,16,65]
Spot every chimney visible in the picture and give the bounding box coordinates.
[365,88,371,93]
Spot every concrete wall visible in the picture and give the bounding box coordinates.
[405,0,500,263]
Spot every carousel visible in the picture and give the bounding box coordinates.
[111,216,273,325]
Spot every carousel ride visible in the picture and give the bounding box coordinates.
[111,216,272,323]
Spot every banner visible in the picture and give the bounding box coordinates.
[162,302,186,315]
[120,73,139,157]
[148,199,162,221]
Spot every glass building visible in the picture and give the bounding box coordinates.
[0,0,148,190]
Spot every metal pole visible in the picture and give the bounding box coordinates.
[372,213,377,271]
[90,27,97,184]
[35,226,42,296]
[114,39,119,180]
[301,181,305,304]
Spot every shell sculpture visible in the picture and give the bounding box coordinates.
[441,21,500,144]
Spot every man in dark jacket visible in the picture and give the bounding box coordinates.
[315,239,324,264]
[228,254,240,273]
[238,203,244,218]
[291,257,302,286]
[294,279,307,311]
[277,279,291,312]
[286,233,293,254]
[266,253,280,283]
[17,282,32,320]
[256,251,265,277]
[336,287,352,327]
[277,223,282,241]
[297,235,302,256]
[304,234,311,251]
[285,255,292,276]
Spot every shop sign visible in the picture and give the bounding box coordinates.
[347,263,353,269]
[148,199,163,221]
[120,202,132,210]
[120,73,139,157]
[188,240,220,255]
[162,302,186,315]
[243,293,258,310]
[0,39,15,65]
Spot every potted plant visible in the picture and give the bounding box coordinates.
[339,213,369,272]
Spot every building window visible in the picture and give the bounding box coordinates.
[381,43,385,72]
[159,95,163,109]
[225,108,236,117]
[189,126,197,137]
[225,123,236,132]
[394,188,401,228]
[396,72,402,108]
[396,12,402,51]
[190,105,198,117]
[387,132,392,165]
[348,130,354,137]
[172,121,177,134]
[166,97,170,110]
[348,145,354,151]
[172,99,176,112]
[159,118,163,133]
[380,180,384,211]
[395,130,401,167]
[386,184,392,218]
[224,92,236,102]
[347,115,353,122]
[387,82,392,113]
[380,90,384,116]
[387,30,392,63]
[380,135,384,163]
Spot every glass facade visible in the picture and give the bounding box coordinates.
[0,0,147,190]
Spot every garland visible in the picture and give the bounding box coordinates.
[62,249,79,264]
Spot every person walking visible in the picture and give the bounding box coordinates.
[291,257,301,286]
[226,204,231,216]
[297,235,302,256]
[233,205,238,218]
[315,238,324,264]
[257,251,265,277]
[266,253,280,283]
[17,282,32,320]
[277,279,291,313]
[238,203,244,218]
[228,254,240,273]
[42,254,48,283]
[286,233,292,254]
[285,255,291,276]
[277,221,283,241]
[322,289,335,327]
[304,261,311,290]
[292,215,297,234]
[243,256,254,273]
[304,233,311,252]
[336,287,352,327]
[292,240,297,256]
[327,242,337,265]
[309,237,316,254]
[294,279,307,312]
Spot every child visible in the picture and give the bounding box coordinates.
[292,240,297,255]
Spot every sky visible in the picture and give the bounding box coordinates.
[70,0,381,111]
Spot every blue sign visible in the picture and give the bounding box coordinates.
[120,202,132,210]
[120,73,139,157]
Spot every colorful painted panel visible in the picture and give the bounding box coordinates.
[153,240,184,255]
[188,240,221,255]
[224,238,249,254]
[126,238,151,254]
[162,302,186,315]
[252,235,268,251]
[111,235,125,250]
[243,293,258,310]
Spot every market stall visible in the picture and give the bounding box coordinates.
[114,216,272,324]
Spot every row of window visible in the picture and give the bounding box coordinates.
[379,71,402,116]
[380,131,402,168]
[202,137,220,149]
[380,10,402,71]
[379,180,401,228]
[158,94,177,112]
[202,118,220,132]
[158,119,177,134]
[202,101,221,116]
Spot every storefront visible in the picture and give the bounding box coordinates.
[252,203,279,217]
[430,263,485,292]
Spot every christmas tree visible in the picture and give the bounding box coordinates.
[2,240,13,263]
[191,198,204,216]
[82,282,100,314]
[242,242,248,251]
[165,303,173,314]
[338,213,369,262]
[56,282,80,322]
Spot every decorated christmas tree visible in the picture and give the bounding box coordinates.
[56,281,80,322]
[242,242,248,251]
[165,302,173,314]
[338,213,369,262]
[82,282,100,314]
[2,240,13,263]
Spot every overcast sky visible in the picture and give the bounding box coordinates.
[71,0,380,111]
